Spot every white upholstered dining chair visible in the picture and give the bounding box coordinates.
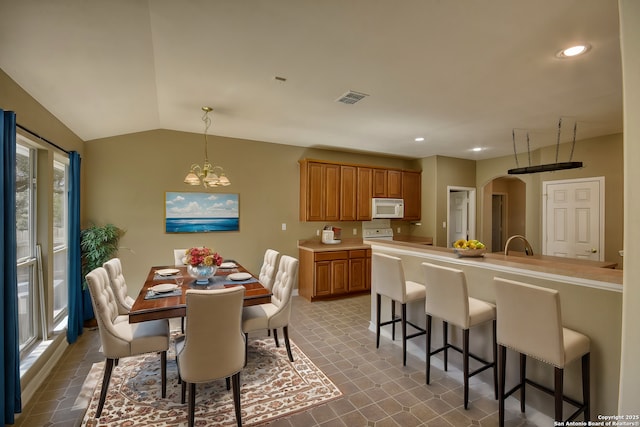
[242,255,298,363]
[103,258,135,314]
[176,287,246,427]
[174,249,187,266]
[258,249,279,291]
[85,267,170,418]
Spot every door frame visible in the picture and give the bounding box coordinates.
[542,176,605,260]
[447,186,476,248]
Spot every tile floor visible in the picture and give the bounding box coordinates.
[13,294,553,426]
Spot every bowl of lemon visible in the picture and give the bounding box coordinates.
[453,239,487,257]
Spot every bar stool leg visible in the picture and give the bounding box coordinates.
[391,300,397,341]
[443,321,449,371]
[492,320,498,400]
[520,353,526,413]
[582,353,590,421]
[498,345,507,427]
[463,328,470,409]
[376,293,382,348]
[426,314,433,384]
[402,303,407,366]
[555,367,564,422]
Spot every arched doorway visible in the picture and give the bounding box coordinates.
[481,176,526,253]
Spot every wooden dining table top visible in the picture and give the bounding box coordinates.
[128,262,272,324]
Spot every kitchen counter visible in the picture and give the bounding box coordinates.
[365,239,622,287]
[367,239,622,416]
[297,238,369,252]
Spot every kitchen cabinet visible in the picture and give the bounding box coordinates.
[298,246,372,301]
[373,168,402,198]
[300,161,340,221]
[402,170,421,220]
[340,165,357,221]
[300,159,420,221]
[356,167,373,220]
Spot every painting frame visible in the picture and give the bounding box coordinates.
[165,192,239,233]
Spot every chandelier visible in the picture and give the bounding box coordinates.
[184,106,231,187]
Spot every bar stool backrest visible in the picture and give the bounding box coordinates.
[494,277,565,367]
[423,263,470,328]
[372,253,407,303]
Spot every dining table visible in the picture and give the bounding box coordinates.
[128,261,272,323]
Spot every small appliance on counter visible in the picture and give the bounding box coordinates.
[321,225,342,244]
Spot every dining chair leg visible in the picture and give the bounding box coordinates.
[273,328,280,348]
[443,321,449,371]
[96,358,115,418]
[232,371,242,427]
[283,325,294,362]
[463,328,470,409]
[181,381,186,404]
[226,377,231,390]
[160,350,167,398]
[520,353,526,413]
[426,314,432,384]
[376,293,382,348]
[188,382,196,427]
[498,345,507,427]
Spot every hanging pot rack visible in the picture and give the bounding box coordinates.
[508,117,583,175]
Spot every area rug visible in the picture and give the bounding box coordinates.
[80,338,342,426]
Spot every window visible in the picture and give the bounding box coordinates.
[53,159,68,324]
[16,142,37,353]
[15,133,72,360]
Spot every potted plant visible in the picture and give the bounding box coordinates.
[81,223,124,322]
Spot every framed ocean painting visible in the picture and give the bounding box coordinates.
[165,192,239,233]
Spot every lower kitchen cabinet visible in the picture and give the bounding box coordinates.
[299,247,371,301]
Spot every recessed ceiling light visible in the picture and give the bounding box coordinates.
[472,147,482,152]
[414,137,425,142]
[556,44,591,58]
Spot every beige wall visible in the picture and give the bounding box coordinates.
[476,133,623,264]
[618,0,640,413]
[83,129,417,295]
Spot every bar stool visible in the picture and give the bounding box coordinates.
[422,262,497,409]
[493,277,590,426]
[372,253,426,366]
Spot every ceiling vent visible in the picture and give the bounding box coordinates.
[336,90,369,105]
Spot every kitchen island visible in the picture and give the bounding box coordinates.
[366,239,622,419]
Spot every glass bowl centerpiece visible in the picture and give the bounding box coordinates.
[185,247,223,285]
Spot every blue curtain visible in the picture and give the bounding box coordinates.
[67,151,83,343]
[1,109,22,423]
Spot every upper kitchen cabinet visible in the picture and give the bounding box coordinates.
[300,159,421,222]
[402,170,421,220]
[373,169,402,198]
[357,167,373,220]
[300,160,340,221]
[340,165,357,221]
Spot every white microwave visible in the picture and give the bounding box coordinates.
[371,198,404,219]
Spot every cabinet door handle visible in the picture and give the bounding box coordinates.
[586,248,597,253]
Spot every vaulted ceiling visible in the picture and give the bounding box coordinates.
[0,0,623,160]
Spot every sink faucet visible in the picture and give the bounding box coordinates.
[504,235,534,256]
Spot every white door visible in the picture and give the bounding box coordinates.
[449,191,469,246]
[543,177,604,261]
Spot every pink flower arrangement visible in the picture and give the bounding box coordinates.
[184,247,223,267]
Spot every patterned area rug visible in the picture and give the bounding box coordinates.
[81,338,342,426]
